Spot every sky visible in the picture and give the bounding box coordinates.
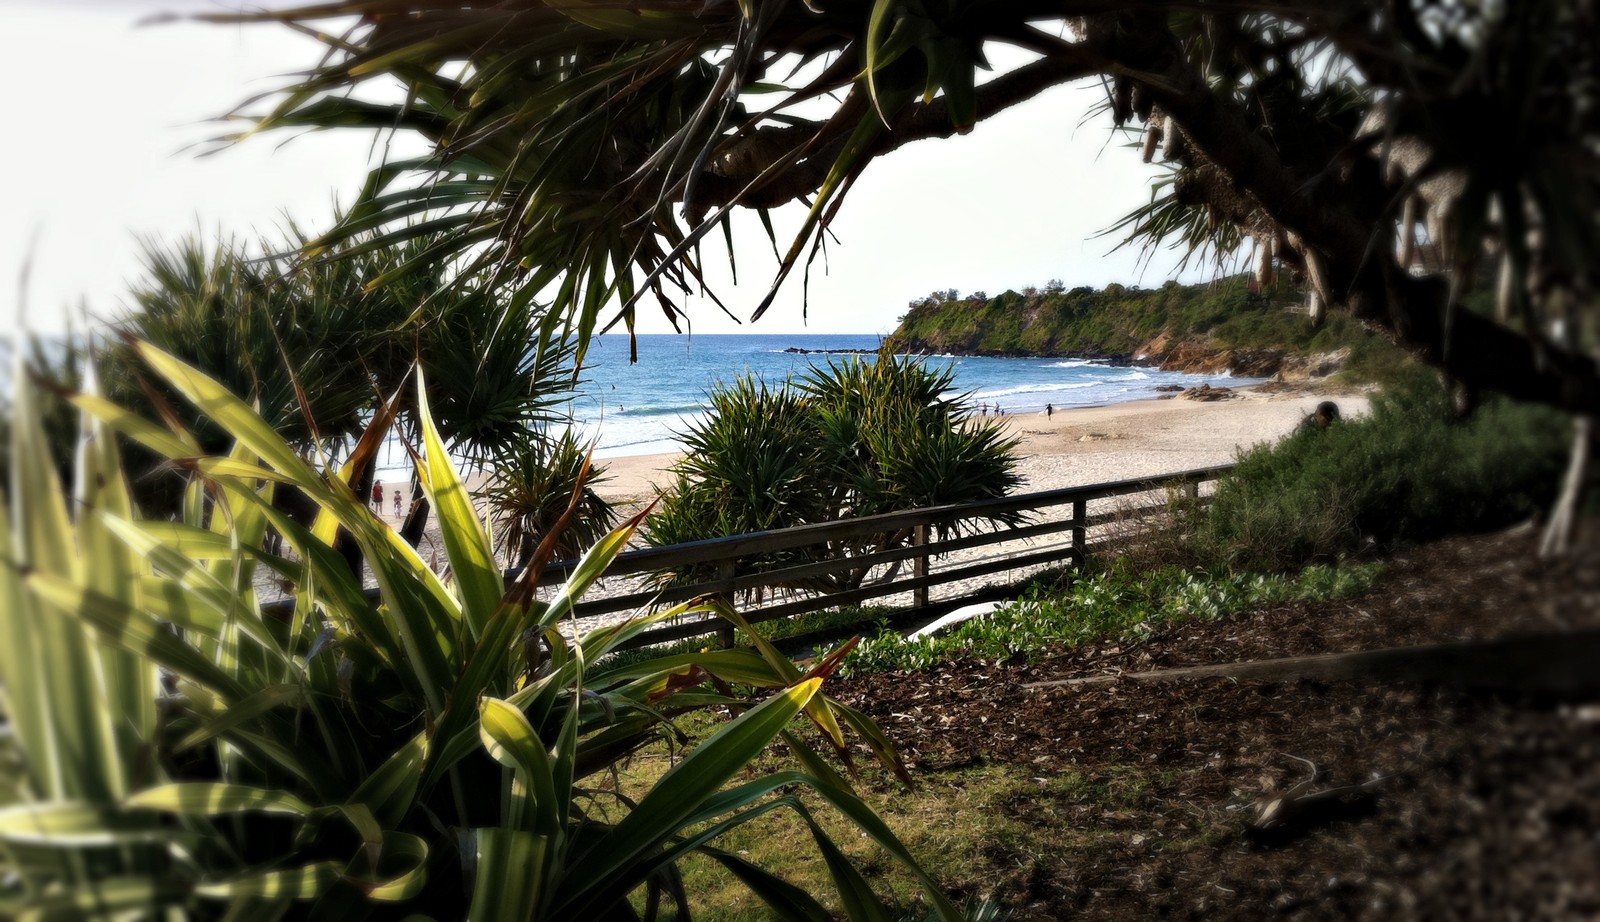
[2,0,1208,337]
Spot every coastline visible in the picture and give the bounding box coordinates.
[578,385,1369,511]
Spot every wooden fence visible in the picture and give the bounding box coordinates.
[260,464,1232,650]
[529,464,1234,650]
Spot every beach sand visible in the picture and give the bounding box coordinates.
[583,387,1369,509]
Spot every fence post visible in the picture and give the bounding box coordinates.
[1071,499,1086,567]
[912,524,930,609]
[716,559,737,648]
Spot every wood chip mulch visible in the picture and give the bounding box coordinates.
[829,527,1600,920]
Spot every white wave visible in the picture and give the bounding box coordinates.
[1046,359,1093,369]
[973,381,1100,399]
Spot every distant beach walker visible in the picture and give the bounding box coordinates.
[369,333,1264,477]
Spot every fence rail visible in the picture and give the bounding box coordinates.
[534,464,1234,650]
[261,464,1233,652]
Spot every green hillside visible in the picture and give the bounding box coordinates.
[883,276,1398,377]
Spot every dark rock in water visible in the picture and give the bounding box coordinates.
[784,347,875,355]
[1152,384,1185,392]
[1093,354,1141,367]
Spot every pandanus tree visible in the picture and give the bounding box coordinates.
[107,231,399,517]
[202,0,1600,547]
[644,353,1022,594]
[481,428,619,570]
[0,344,961,919]
[102,229,588,554]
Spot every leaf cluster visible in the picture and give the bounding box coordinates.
[75,228,588,541]
[201,0,1042,357]
[480,427,620,569]
[643,351,1022,593]
[0,345,960,919]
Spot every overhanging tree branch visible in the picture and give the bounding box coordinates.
[1120,15,1600,415]
[688,48,1107,217]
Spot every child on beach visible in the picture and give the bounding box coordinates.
[393,490,403,518]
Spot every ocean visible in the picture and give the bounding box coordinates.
[2,331,1259,476]
[371,333,1259,474]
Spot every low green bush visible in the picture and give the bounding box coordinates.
[1196,370,1570,570]
[841,563,1384,676]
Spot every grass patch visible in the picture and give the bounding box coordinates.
[603,719,1234,921]
[840,563,1383,676]
[604,735,1176,921]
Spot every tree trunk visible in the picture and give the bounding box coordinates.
[401,478,430,548]
[1495,251,1515,325]
[1540,415,1592,559]
[1130,37,1600,416]
[1398,196,1418,271]
[1307,289,1325,327]
[337,452,380,581]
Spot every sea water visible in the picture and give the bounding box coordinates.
[407,332,1261,470]
[560,333,1261,459]
[0,331,1259,476]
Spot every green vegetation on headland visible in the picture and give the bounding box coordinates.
[883,275,1409,383]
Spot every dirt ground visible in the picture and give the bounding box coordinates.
[830,527,1600,919]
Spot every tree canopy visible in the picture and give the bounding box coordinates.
[208,1,1600,413]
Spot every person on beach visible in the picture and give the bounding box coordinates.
[393,490,403,518]
[1046,403,1054,418]
[372,480,384,512]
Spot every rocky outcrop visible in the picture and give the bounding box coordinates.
[1180,383,1236,401]
[1136,333,1349,381]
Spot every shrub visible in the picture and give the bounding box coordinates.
[0,344,959,920]
[479,427,618,568]
[645,350,1022,593]
[1198,370,1569,570]
[99,231,582,531]
[842,563,1384,676]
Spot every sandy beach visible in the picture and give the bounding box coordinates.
[582,387,1369,510]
